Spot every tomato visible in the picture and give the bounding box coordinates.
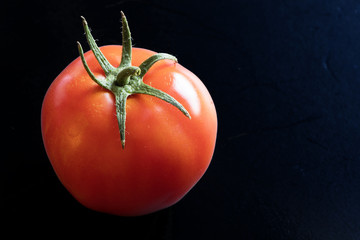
[41,13,217,216]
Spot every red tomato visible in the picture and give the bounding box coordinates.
[41,14,217,216]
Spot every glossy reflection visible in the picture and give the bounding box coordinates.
[172,72,200,116]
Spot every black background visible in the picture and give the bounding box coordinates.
[4,0,360,239]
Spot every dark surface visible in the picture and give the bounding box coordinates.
[4,0,360,239]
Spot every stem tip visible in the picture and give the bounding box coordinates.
[81,16,87,25]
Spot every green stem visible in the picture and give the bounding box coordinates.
[119,11,132,67]
[77,12,191,149]
[115,91,130,149]
[81,16,115,75]
[133,83,191,119]
[138,53,178,78]
[115,66,141,87]
[77,41,110,89]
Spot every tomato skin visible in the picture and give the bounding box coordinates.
[41,45,217,216]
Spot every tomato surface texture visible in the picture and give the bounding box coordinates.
[41,14,217,216]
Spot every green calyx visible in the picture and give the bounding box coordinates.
[77,11,191,149]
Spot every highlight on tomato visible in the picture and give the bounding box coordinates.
[41,11,217,216]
